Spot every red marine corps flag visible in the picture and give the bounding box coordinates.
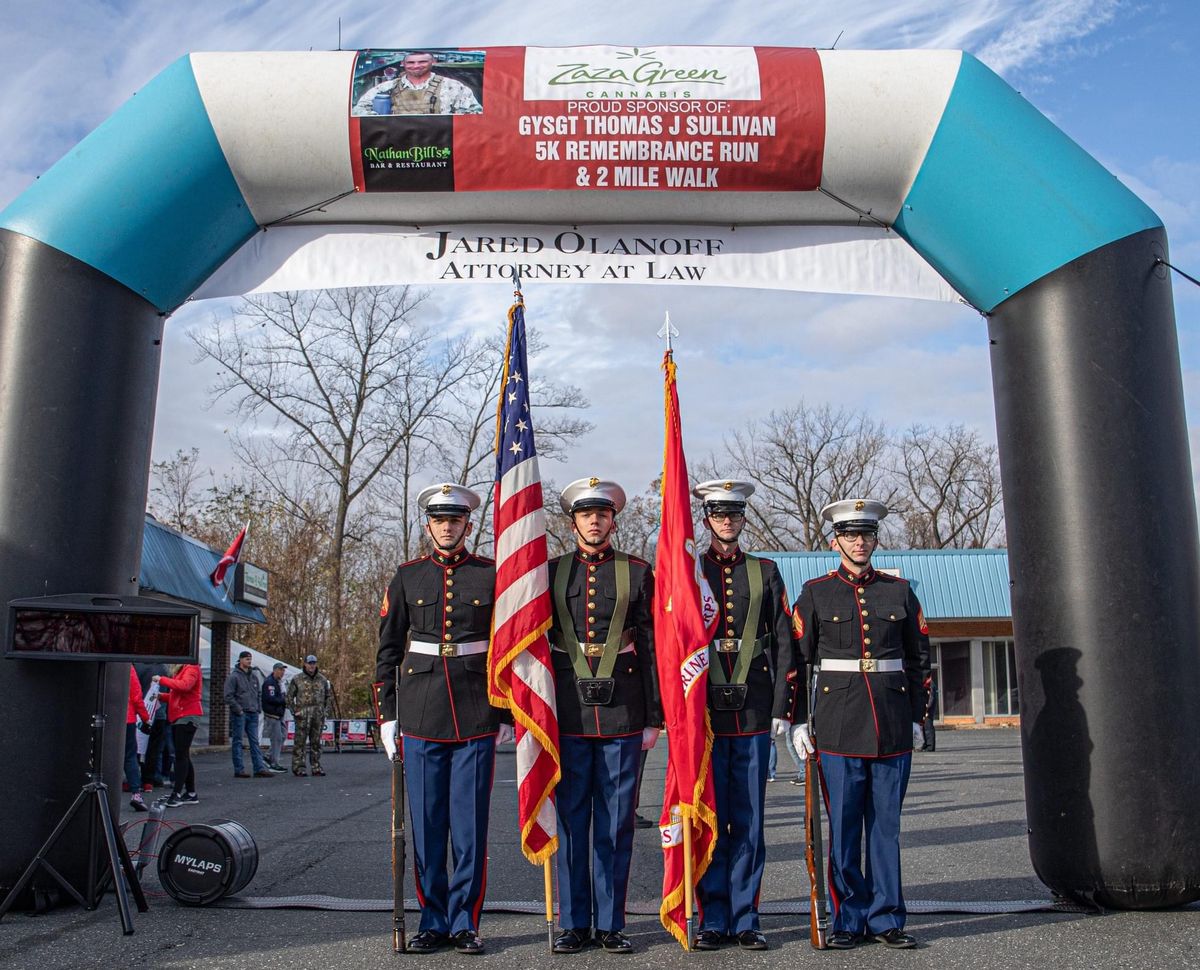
[487,285,561,867]
[654,334,719,949]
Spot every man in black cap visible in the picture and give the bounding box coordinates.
[547,477,660,955]
[788,499,930,949]
[261,661,289,771]
[223,649,273,778]
[287,654,332,777]
[376,483,511,955]
[690,479,798,951]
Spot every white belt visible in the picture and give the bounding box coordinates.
[409,639,489,657]
[551,631,636,656]
[821,658,904,673]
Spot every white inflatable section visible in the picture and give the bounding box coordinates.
[192,224,963,304]
[817,50,961,223]
[189,49,963,230]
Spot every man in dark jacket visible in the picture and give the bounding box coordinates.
[223,650,273,778]
[547,478,659,955]
[376,483,508,955]
[691,479,798,951]
[261,662,289,771]
[788,499,930,950]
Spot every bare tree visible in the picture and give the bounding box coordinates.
[720,402,901,550]
[149,448,210,533]
[895,423,1005,548]
[191,286,490,689]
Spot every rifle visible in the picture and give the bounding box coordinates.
[803,662,828,949]
[391,665,407,953]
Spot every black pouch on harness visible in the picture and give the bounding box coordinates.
[576,677,616,706]
[707,683,749,711]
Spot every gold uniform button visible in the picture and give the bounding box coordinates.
[446,592,454,600]
[862,623,870,631]
[864,637,871,645]
[823,686,830,693]
[445,620,453,627]
[861,610,868,616]
[589,565,597,573]
[473,599,481,605]
[726,629,736,637]
[443,634,452,642]
[407,667,414,674]
[446,569,454,576]
[901,686,906,692]
[446,579,454,587]
[857,587,865,593]
[724,567,732,575]
[416,599,424,605]
[445,605,453,613]
[889,614,897,620]
[588,601,596,609]
[725,601,734,610]
[864,651,872,659]
[832,616,839,622]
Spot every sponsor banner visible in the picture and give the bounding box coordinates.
[349,46,823,193]
[194,224,963,304]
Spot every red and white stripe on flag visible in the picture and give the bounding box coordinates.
[488,297,561,864]
[209,523,247,587]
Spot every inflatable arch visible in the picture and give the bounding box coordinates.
[0,46,1195,908]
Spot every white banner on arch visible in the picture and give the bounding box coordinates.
[193,223,963,304]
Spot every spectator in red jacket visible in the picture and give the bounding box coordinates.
[125,666,151,812]
[154,664,203,807]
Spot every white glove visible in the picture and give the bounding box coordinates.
[495,723,516,745]
[913,723,925,750]
[791,723,815,757]
[771,717,789,737]
[381,720,399,760]
[641,727,661,751]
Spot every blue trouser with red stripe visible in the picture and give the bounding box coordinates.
[556,734,640,932]
[698,732,771,934]
[819,752,912,936]
[403,735,495,935]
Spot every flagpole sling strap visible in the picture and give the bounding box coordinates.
[551,552,632,705]
[707,558,764,711]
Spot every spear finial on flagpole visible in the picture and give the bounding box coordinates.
[657,311,678,352]
[511,266,524,305]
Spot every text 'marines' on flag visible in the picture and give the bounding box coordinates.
[655,349,719,948]
[487,289,561,864]
[209,522,248,588]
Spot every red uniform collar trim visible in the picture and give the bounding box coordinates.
[705,546,744,565]
[837,563,876,585]
[431,549,468,567]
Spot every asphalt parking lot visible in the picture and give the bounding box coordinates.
[0,728,1196,970]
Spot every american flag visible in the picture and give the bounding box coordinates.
[487,290,561,864]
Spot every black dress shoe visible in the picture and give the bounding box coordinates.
[872,928,917,949]
[827,931,862,949]
[633,813,655,829]
[407,930,448,953]
[693,929,725,950]
[552,928,591,954]
[737,929,768,950]
[453,930,485,954]
[595,930,633,953]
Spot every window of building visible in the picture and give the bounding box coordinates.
[938,641,972,717]
[983,639,1019,716]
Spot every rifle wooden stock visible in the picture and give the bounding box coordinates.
[804,664,828,949]
[391,667,407,953]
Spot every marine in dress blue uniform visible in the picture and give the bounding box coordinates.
[548,478,661,955]
[788,499,930,950]
[376,484,510,955]
[690,480,799,951]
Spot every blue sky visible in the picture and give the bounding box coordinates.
[1,1,1197,504]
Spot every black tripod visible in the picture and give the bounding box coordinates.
[0,662,148,934]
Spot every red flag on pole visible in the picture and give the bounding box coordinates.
[655,350,719,948]
[209,522,247,587]
[488,291,561,863]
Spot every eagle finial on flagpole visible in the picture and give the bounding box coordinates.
[657,311,679,352]
[511,266,524,305]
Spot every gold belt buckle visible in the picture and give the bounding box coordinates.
[440,643,458,658]
[860,657,877,673]
[717,638,739,653]
[583,642,604,657]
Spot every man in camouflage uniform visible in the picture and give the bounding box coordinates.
[287,654,332,777]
